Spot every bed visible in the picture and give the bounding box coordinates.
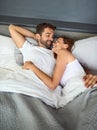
[0,23,97,130]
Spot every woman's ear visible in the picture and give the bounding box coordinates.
[64,44,69,49]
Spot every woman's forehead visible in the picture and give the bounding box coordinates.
[57,37,64,42]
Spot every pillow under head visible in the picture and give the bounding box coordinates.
[72,36,97,72]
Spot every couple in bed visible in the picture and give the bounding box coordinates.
[9,23,97,108]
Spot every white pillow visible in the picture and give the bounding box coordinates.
[0,35,37,69]
[72,36,97,72]
[0,35,20,70]
[0,35,16,55]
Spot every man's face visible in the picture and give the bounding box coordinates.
[38,28,54,49]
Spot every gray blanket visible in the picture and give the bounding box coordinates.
[0,87,97,130]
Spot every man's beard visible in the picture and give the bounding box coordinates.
[39,39,53,50]
[45,43,53,49]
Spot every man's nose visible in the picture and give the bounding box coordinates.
[49,37,53,41]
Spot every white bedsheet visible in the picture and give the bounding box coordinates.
[0,67,62,108]
[0,67,88,108]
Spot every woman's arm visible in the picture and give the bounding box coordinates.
[23,50,68,90]
[9,24,36,48]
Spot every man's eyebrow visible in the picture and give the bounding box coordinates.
[46,33,51,34]
[46,32,54,35]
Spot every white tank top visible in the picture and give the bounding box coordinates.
[60,59,86,86]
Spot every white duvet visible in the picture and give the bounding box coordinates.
[0,67,62,108]
[0,68,87,109]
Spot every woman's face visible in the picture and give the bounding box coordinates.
[52,38,64,53]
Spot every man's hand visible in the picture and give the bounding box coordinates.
[83,74,97,88]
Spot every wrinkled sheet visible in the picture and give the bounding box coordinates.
[0,68,62,108]
[0,68,97,130]
[0,68,87,108]
[1,88,97,130]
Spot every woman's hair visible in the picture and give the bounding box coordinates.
[36,23,56,35]
[54,36,74,59]
[61,36,74,51]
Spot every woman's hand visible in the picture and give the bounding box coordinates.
[83,74,97,88]
[22,61,34,70]
[52,42,62,54]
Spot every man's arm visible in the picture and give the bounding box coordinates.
[81,64,97,87]
[83,74,97,87]
[9,24,36,48]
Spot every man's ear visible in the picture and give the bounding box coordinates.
[35,34,40,40]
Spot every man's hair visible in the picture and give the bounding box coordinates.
[36,23,56,35]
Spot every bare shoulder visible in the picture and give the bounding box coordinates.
[57,50,70,61]
[58,49,75,62]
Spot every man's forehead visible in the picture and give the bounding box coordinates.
[43,28,54,34]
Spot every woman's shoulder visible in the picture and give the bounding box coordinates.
[57,49,71,61]
[59,49,76,62]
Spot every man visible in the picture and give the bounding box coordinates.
[9,23,97,87]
